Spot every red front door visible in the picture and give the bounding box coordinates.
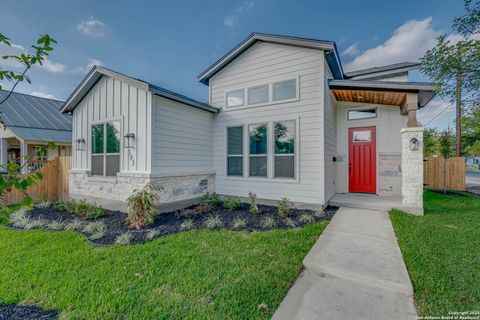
[348,126,376,193]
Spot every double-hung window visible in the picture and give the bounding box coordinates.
[274,121,295,178]
[91,121,121,176]
[227,126,244,176]
[249,123,268,177]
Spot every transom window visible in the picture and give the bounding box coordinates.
[249,124,268,177]
[274,121,295,178]
[348,108,377,120]
[248,85,268,105]
[273,79,297,101]
[226,89,244,107]
[227,126,244,176]
[91,121,120,176]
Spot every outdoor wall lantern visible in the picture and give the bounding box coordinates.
[75,138,85,151]
[124,133,135,149]
[410,137,420,151]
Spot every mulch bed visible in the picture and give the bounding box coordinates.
[0,305,58,320]
[429,189,470,197]
[11,203,338,246]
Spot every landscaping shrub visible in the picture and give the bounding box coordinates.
[232,217,246,229]
[145,229,160,240]
[314,210,325,219]
[285,217,296,228]
[65,218,84,231]
[194,202,211,214]
[223,197,241,211]
[47,220,64,230]
[83,221,106,240]
[277,197,292,218]
[261,216,276,229]
[299,213,315,224]
[180,219,194,231]
[54,200,104,220]
[115,232,133,245]
[9,208,30,228]
[126,182,160,229]
[204,215,223,229]
[24,218,45,230]
[248,191,259,214]
[202,192,220,207]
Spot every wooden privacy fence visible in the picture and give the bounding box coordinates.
[3,156,72,204]
[424,157,465,191]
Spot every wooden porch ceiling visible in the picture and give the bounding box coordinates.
[331,89,407,106]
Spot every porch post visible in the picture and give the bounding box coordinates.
[0,138,7,170]
[20,141,28,174]
[403,93,419,127]
[401,127,424,215]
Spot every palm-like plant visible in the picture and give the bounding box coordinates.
[126,182,160,229]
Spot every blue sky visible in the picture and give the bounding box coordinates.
[0,0,465,130]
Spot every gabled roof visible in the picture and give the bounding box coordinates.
[328,79,436,108]
[61,66,218,114]
[344,62,420,80]
[0,90,72,143]
[197,32,344,84]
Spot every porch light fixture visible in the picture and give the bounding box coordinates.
[124,133,135,149]
[75,138,85,151]
[410,137,419,151]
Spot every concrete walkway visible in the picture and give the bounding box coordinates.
[272,207,417,320]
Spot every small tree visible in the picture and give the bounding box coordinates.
[438,131,454,193]
[421,0,480,157]
[424,128,439,157]
[0,33,57,208]
[126,182,160,229]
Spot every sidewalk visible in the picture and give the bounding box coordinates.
[272,207,417,320]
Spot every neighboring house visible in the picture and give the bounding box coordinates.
[466,155,480,169]
[0,90,72,173]
[62,33,435,214]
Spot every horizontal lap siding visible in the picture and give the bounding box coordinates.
[152,96,213,174]
[72,75,152,173]
[324,63,337,202]
[210,42,325,205]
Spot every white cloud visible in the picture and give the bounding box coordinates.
[30,91,58,100]
[224,16,236,27]
[38,58,66,73]
[342,44,359,57]
[224,0,256,28]
[345,18,440,71]
[72,58,104,74]
[77,17,106,38]
[0,42,65,73]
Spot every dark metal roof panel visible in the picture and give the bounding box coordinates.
[344,62,420,78]
[8,126,72,144]
[0,90,71,131]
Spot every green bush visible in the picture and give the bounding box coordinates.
[232,217,246,229]
[223,197,241,211]
[261,216,276,229]
[204,215,223,229]
[277,197,292,218]
[115,232,133,245]
[248,191,259,214]
[299,213,315,224]
[126,182,160,229]
[54,200,104,220]
[180,219,194,231]
[202,192,220,207]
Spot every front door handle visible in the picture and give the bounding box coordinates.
[349,163,352,174]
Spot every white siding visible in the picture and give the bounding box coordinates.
[210,42,326,205]
[323,63,337,202]
[152,96,213,174]
[72,75,153,173]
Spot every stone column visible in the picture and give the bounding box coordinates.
[401,127,424,215]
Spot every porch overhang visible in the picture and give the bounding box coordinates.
[329,79,436,127]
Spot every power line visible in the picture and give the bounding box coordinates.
[424,103,453,126]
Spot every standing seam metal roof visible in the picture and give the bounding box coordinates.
[0,90,72,143]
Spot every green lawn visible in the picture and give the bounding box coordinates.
[0,221,326,319]
[390,190,480,317]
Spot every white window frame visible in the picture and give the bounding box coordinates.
[90,118,122,177]
[225,89,245,108]
[225,117,299,183]
[248,122,268,178]
[226,125,244,177]
[272,78,298,102]
[223,75,300,111]
[273,120,297,180]
[347,107,378,121]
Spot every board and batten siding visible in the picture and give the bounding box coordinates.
[323,62,337,202]
[210,41,326,205]
[152,96,213,174]
[72,75,153,173]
